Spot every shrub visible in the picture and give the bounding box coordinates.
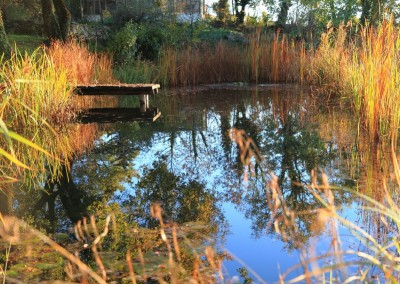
[133,23,166,61]
[108,21,138,65]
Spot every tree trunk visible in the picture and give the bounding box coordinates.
[53,0,71,41]
[41,0,61,40]
[234,0,249,25]
[0,9,11,58]
[360,0,371,25]
[277,0,291,29]
[79,0,84,19]
[41,0,70,42]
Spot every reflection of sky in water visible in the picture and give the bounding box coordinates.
[127,132,303,282]
[95,88,363,282]
[222,203,303,282]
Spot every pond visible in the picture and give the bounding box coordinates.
[3,84,397,282]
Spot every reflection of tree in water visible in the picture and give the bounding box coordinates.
[151,90,354,247]
[8,89,358,271]
[13,124,138,233]
[123,160,227,238]
[220,92,353,247]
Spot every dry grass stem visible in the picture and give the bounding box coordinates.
[126,250,137,284]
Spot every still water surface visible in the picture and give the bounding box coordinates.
[12,85,387,282]
[94,85,357,281]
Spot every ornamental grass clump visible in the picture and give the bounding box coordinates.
[1,48,73,125]
[307,23,351,100]
[158,42,247,87]
[348,18,400,145]
[0,40,114,189]
[0,48,74,187]
[47,40,114,85]
[249,29,307,83]
[158,30,306,87]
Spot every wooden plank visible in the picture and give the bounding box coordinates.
[77,107,161,123]
[74,84,160,96]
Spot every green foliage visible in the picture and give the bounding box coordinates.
[2,0,42,34]
[114,59,158,84]
[111,0,162,29]
[0,11,11,58]
[237,267,254,283]
[108,21,138,65]
[134,22,192,61]
[110,21,193,64]
[194,25,243,43]
[212,0,231,25]
[7,34,45,54]
[133,23,168,61]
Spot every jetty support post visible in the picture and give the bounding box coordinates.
[139,94,149,112]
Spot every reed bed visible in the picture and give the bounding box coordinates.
[158,35,307,87]
[47,40,115,110]
[308,24,350,99]
[348,20,400,145]
[159,19,400,146]
[302,19,400,146]
[159,42,248,87]
[0,48,74,186]
[47,40,114,85]
[0,41,114,190]
[114,59,159,84]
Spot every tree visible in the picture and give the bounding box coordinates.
[234,0,252,25]
[359,0,396,25]
[276,0,291,28]
[41,0,71,41]
[0,10,11,58]
[213,0,230,24]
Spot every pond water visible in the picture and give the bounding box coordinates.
[6,84,396,282]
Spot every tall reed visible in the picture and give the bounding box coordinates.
[114,59,158,84]
[158,42,248,87]
[307,24,350,99]
[348,19,400,144]
[0,48,74,188]
[158,31,306,87]
[47,40,114,85]
[0,41,113,189]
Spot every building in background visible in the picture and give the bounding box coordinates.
[82,0,207,22]
[171,0,207,22]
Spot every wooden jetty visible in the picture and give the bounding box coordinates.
[78,108,161,124]
[74,83,161,122]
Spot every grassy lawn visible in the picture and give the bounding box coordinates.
[7,34,46,54]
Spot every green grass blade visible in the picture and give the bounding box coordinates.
[0,119,15,156]
[0,129,52,157]
[0,148,32,170]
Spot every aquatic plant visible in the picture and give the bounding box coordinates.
[114,59,158,84]
[0,39,115,194]
[347,19,400,145]
[156,20,400,147]
[230,125,400,283]
[0,47,74,188]
[47,40,114,85]
[0,203,224,283]
[308,23,350,100]
[157,30,307,87]
[158,42,248,87]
